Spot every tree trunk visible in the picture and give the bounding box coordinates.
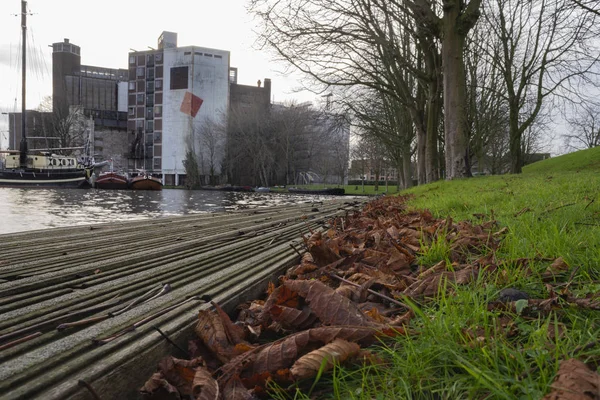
[442,3,471,180]
[509,105,522,173]
[412,86,427,185]
[425,83,440,182]
[402,152,413,189]
[416,127,427,184]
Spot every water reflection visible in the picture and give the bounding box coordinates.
[0,188,344,234]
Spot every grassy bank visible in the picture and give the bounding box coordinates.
[294,148,600,399]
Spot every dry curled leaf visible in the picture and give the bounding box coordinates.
[195,303,252,364]
[542,358,600,399]
[140,372,181,399]
[192,367,220,400]
[140,357,204,398]
[284,279,377,326]
[305,231,341,266]
[219,325,388,388]
[543,257,569,279]
[290,338,360,380]
[270,305,318,330]
[222,375,255,400]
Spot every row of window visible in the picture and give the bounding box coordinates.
[128,66,189,92]
[128,105,162,118]
[182,51,223,59]
[128,80,163,92]
[136,67,156,80]
[132,120,163,137]
[129,53,163,66]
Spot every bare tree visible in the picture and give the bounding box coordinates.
[465,28,510,174]
[195,117,226,185]
[36,95,88,155]
[344,88,415,188]
[563,104,600,150]
[569,0,600,16]
[183,132,202,189]
[248,0,450,181]
[226,104,276,186]
[483,0,600,173]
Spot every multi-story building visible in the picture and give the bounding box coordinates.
[52,38,128,116]
[51,38,129,167]
[127,32,230,186]
[5,38,129,167]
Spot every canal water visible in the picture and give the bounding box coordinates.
[0,188,344,235]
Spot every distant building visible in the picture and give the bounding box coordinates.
[5,39,129,167]
[52,38,128,116]
[227,75,272,185]
[51,38,129,168]
[127,32,230,186]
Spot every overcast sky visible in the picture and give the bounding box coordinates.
[0,0,318,147]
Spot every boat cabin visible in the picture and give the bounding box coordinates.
[3,153,80,170]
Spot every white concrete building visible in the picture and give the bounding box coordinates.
[127,32,230,186]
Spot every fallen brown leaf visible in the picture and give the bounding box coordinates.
[290,338,360,380]
[192,367,220,400]
[543,358,600,399]
[284,279,377,326]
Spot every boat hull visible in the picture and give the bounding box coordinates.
[0,169,88,188]
[129,176,163,190]
[94,172,129,190]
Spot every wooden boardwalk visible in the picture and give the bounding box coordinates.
[0,198,364,399]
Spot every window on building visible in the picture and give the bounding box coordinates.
[146,122,154,134]
[153,157,162,170]
[214,54,222,59]
[155,53,163,63]
[146,54,154,67]
[184,51,191,56]
[145,145,153,159]
[194,52,202,56]
[154,132,162,143]
[136,67,145,78]
[137,94,145,104]
[129,81,136,91]
[170,66,188,90]
[155,80,163,90]
[146,94,154,107]
[204,53,213,57]
[146,107,154,120]
[146,68,154,80]
[146,81,154,93]
[129,55,136,65]
[136,119,144,132]
[154,105,162,117]
[128,107,135,116]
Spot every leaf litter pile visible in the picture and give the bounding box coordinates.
[141,196,600,399]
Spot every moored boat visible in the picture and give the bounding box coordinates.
[94,171,129,190]
[129,174,163,190]
[0,1,88,189]
[287,187,345,195]
[0,150,88,188]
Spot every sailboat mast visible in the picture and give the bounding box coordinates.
[19,0,28,166]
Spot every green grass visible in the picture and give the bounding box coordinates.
[297,148,600,399]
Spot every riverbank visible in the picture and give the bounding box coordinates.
[139,147,600,399]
